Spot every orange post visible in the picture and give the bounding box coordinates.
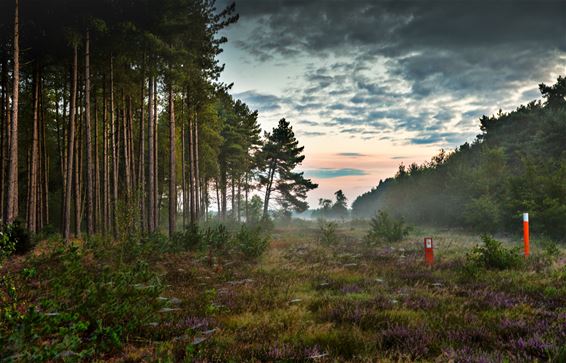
[523,213,530,257]
[424,237,434,265]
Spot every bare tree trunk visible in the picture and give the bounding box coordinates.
[147,76,155,233]
[85,30,94,235]
[168,81,176,236]
[63,45,78,240]
[5,0,19,223]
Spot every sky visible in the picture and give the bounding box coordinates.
[216,0,566,208]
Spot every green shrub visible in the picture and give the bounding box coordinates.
[202,223,231,250]
[364,211,410,244]
[466,235,523,270]
[171,224,202,250]
[318,220,339,245]
[236,224,270,258]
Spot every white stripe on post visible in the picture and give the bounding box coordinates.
[523,213,529,222]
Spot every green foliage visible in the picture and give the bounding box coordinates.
[259,118,318,215]
[463,196,502,233]
[246,195,264,225]
[235,224,270,258]
[0,242,164,360]
[202,223,232,251]
[364,211,410,244]
[466,235,523,270]
[318,220,339,245]
[172,224,203,250]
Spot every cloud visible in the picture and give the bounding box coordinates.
[409,132,471,145]
[304,168,369,179]
[222,0,564,150]
[234,90,284,112]
[299,131,326,137]
[337,152,366,157]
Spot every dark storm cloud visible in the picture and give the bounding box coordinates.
[224,0,565,146]
[231,0,565,58]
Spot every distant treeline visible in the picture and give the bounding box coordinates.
[352,77,566,240]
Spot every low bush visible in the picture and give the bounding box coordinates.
[466,235,523,270]
[364,211,410,244]
[236,224,270,258]
[318,220,339,245]
[202,223,231,251]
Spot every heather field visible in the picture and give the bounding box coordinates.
[2,221,565,362]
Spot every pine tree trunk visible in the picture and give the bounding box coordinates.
[237,177,241,222]
[27,66,40,233]
[94,94,100,233]
[5,0,19,223]
[153,80,158,229]
[63,45,78,240]
[74,91,82,236]
[168,81,176,236]
[122,92,131,199]
[194,112,200,220]
[138,74,146,232]
[0,55,7,217]
[147,76,155,232]
[215,177,220,218]
[188,107,195,223]
[181,112,187,228]
[39,75,48,229]
[245,172,249,222]
[110,56,118,236]
[102,78,110,234]
[85,30,94,235]
[263,162,276,219]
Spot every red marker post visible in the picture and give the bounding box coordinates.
[424,237,434,266]
[523,213,530,257]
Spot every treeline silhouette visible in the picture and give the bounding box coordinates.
[352,77,566,240]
